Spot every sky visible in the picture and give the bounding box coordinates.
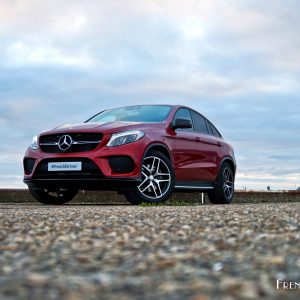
[0,0,299,190]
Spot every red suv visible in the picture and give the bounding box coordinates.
[23,105,236,205]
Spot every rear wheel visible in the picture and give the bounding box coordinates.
[29,187,78,205]
[124,150,175,204]
[208,162,234,204]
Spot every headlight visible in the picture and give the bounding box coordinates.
[107,130,144,147]
[30,135,39,150]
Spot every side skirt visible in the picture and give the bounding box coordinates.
[174,181,215,192]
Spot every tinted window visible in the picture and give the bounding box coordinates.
[208,121,222,138]
[173,108,193,131]
[205,119,214,135]
[191,111,208,134]
[87,105,171,123]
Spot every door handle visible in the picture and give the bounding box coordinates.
[195,137,202,142]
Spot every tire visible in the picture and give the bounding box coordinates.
[29,187,78,205]
[124,150,175,205]
[208,162,234,204]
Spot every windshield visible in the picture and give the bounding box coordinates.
[87,105,172,123]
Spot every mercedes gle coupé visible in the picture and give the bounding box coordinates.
[23,105,236,205]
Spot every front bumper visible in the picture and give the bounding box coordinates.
[24,177,140,191]
[23,138,148,190]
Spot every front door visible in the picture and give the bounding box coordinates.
[172,108,210,181]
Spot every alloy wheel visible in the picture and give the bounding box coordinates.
[138,156,171,199]
[223,167,234,199]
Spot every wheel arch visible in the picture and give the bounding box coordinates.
[142,143,172,163]
[220,157,236,177]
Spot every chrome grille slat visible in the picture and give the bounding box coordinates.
[40,142,59,146]
[40,141,101,146]
[73,141,101,145]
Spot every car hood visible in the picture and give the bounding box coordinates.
[40,121,164,136]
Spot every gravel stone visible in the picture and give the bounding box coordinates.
[0,203,300,299]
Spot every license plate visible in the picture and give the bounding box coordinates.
[48,162,82,171]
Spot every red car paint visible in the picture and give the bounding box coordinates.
[23,105,236,192]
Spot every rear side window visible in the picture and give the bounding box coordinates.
[207,121,222,138]
[191,111,208,134]
[173,108,193,131]
[205,120,214,135]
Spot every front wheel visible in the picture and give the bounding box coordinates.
[124,150,175,205]
[208,162,234,204]
[29,187,78,205]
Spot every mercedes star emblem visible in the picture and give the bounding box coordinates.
[58,135,73,151]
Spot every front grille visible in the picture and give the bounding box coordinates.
[39,133,102,153]
[33,158,103,179]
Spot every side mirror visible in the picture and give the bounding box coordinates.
[172,118,192,130]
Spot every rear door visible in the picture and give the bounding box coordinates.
[189,110,221,181]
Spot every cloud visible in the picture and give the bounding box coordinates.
[5,42,94,68]
[0,0,299,189]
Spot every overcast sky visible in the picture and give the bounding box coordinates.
[0,0,299,190]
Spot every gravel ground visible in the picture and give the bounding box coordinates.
[0,203,300,300]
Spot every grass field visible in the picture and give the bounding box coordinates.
[0,189,299,204]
